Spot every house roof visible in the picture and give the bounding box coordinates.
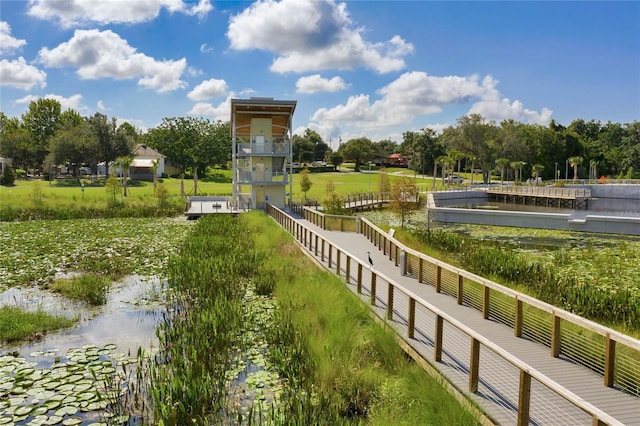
[133,144,165,158]
[230,97,297,138]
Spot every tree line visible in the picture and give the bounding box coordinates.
[2,98,639,184]
[0,98,231,181]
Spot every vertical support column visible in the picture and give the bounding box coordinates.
[482,285,490,319]
[418,258,424,284]
[314,235,318,256]
[336,249,341,275]
[551,312,561,358]
[386,284,394,320]
[408,298,416,338]
[517,370,531,426]
[357,263,363,294]
[514,297,523,337]
[604,333,616,387]
[434,315,444,362]
[321,239,325,262]
[435,265,442,293]
[370,273,377,306]
[469,338,480,393]
[457,273,464,305]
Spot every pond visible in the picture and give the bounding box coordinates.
[0,275,163,425]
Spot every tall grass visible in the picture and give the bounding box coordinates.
[0,306,76,343]
[50,273,111,306]
[141,213,480,425]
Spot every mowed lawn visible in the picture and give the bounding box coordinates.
[0,167,443,210]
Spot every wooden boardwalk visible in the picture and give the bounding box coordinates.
[280,212,639,425]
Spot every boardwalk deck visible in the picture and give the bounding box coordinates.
[288,215,639,425]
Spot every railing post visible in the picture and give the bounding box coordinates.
[469,338,480,393]
[551,312,561,358]
[515,297,523,337]
[517,370,532,426]
[328,245,333,268]
[457,273,464,305]
[321,239,325,262]
[386,284,394,320]
[346,257,351,284]
[370,273,377,305]
[604,333,616,387]
[357,263,363,294]
[435,265,442,293]
[482,285,490,319]
[314,234,318,256]
[418,257,424,284]
[408,298,416,338]
[336,249,341,274]
[434,315,444,362]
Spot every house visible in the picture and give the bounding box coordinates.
[231,97,297,210]
[130,144,165,180]
[385,153,409,168]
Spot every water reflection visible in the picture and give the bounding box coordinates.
[1,275,163,356]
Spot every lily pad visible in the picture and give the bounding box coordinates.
[54,405,78,417]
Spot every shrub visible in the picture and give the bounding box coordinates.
[1,164,16,185]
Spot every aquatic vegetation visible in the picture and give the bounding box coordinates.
[0,344,137,425]
[50,274,111,306]
[0,218,193,289]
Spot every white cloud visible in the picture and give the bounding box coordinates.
[188,97,230,122]
[200,43,214,53]
[0,21,26,55]
[97,100,109,111]
[309,71,552,138]
[0,57,47,90]
[16,93,86,112]
[469,76,553,125]
[27,0,212,28]
[37,29,187,93]
[227,0,413,74]
[187,78,228,101]
[296,74,347,94]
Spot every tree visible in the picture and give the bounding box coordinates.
[299,168,313,203]
[440,114,499,183]
[378,166,390,194]
[151,158,160,192]
[510,161,526,184]
[532,164,544,184]
[328,151,343,171]
[389,176,419,228]
[322,181,344,214]
[50,120,98,180]
[89,113,131,176]
[495,158,510,184]
[568,156,583,182]
[22,98,62,170]
[0,117,32,171]
[116,155,134,197]
[339,137,374,172]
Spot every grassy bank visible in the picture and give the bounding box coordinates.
[0,306,76,343]
[144,213,480,424]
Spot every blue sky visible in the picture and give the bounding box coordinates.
[1,0,638,146]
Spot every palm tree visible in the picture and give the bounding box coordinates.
[116,155,134,197]
[568,156,583,182]
[435,155,449,186]
[589,159,598,182]
[532,164,544,185]
[510,161,526,184]
[495,158,510,185]
[151,159,160,193]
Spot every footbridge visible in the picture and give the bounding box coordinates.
[268,204,640,425]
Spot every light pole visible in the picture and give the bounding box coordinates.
[554,162,558,183]
[368,161,371,192]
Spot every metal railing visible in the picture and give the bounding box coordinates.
[487,185,592,198]
[266,204,629,425]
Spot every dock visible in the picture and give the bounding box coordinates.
[486,185,592,208]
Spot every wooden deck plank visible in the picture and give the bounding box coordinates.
[293,216,640,425]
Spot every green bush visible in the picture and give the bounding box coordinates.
[1,164,16,185]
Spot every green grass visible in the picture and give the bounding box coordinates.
[250,212,481,425]
[0,306,76,343]
[50,273,112,306]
